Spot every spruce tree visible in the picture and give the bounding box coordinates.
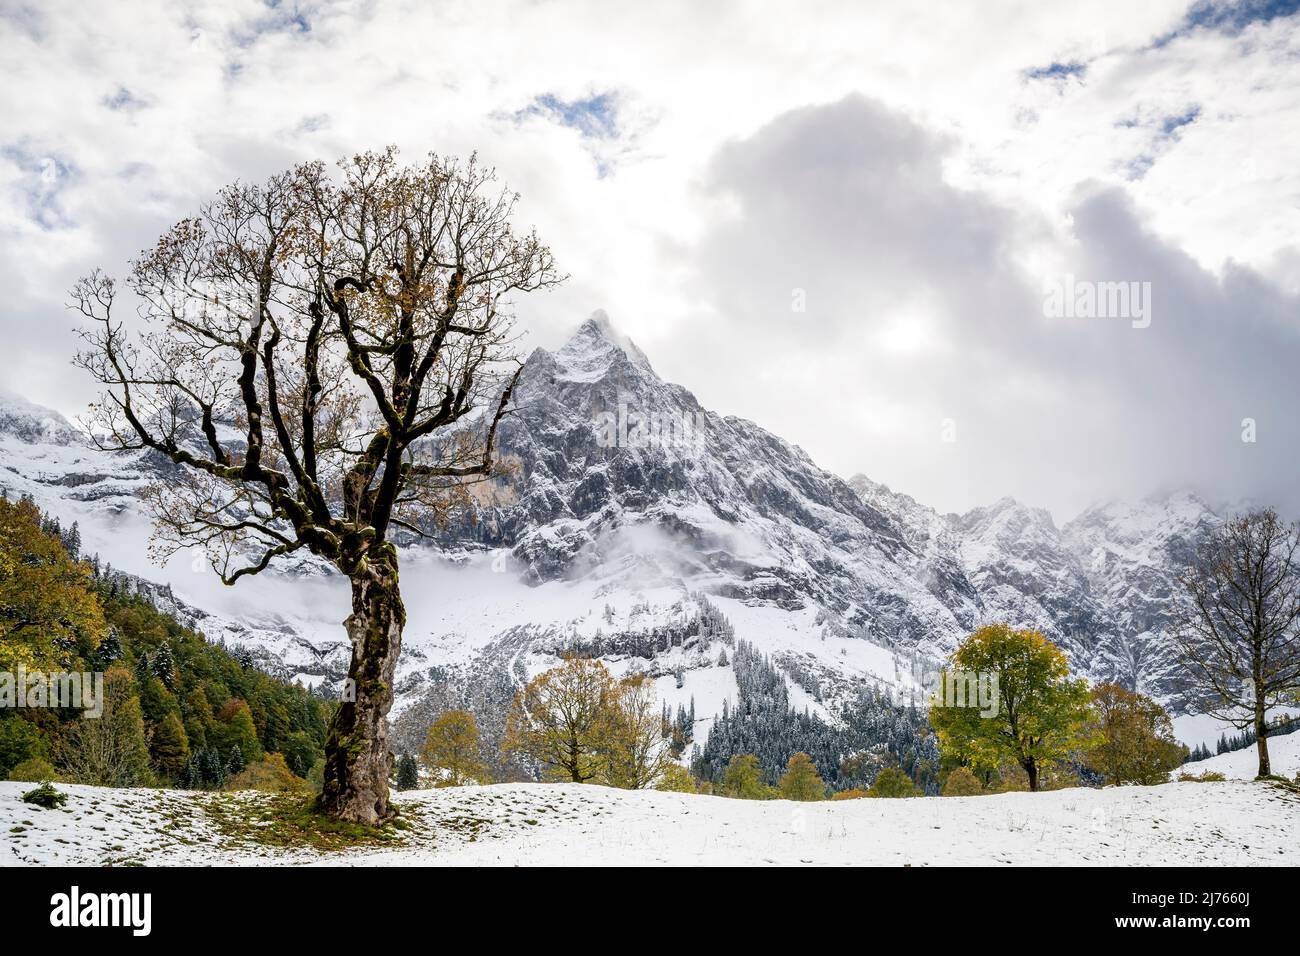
[395,754,419,790]
[151,641,178,691]
[96,627,123,667]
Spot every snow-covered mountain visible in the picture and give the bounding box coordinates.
[419,313,1222,706]
[0,314,1225,736]
[0,391,352,686]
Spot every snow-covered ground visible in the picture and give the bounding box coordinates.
[3,779,1295,867]
[1175,731,1300,781]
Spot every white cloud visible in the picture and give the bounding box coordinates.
[1,0,1298,520]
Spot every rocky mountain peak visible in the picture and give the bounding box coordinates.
[550,309,655,382]
[0,390,82,446]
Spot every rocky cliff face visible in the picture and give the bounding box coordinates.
[418,314,1219,704]
[0,315,1223,714]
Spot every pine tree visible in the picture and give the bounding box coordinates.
[64,521,81,561]
[151,640,178,691]
[395,754,420,790]
[96,627,123,667]
[183,688,214,752]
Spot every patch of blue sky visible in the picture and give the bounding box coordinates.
[520,92,620,140]
[1024,61,1087,81]
[1153,0,1300,46]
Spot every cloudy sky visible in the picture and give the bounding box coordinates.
[3,0,1299,520]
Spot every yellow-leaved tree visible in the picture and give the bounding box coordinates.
[0,494,106,671]
[420,710,489,786]
[501,659,675,788]
[778,751,826,800]
[599,673,672,790]
[929,624,1096,791]
[1084,683,1186,785]
[502,656,615,783]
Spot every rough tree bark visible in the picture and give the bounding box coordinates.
[321,552,406,821]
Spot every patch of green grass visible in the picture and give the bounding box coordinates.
[194,792,421,853]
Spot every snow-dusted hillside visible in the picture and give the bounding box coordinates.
[1175,733,1300,781]
[0,396,352,686]
[2,779,1295,866]
[0,312,1243,746]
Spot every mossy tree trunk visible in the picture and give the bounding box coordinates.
[319,554,405,825]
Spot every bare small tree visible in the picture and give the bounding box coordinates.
[1174,508,1300,778]
[72,149,561,822]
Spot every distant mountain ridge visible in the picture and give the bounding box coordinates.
[424,313,1221,706]
[0,314,1224,720]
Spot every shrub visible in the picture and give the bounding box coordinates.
[226,753,308,792]
[306,758,325,794]
[1177,770,1226,783]
[7,757,60,783]
[869,767,921,798]
[830,788,868,801]
[941,766,984,796]
[0,715,47,778]
[655,763,700,794]
[22,781,68,809]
